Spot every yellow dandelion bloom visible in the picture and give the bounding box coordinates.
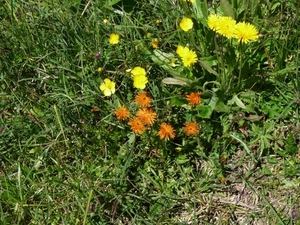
[134,92,152,108]
[216,16,237,39]
[97,67,103,72]
[151,38,159,49]
[176,45,190,58]
[207,14,219,31]
[157,122,175,141]
[128,117,146,134]
[103,19,109,24]
[183,121,200,136]
[186,92,201,105]
[179,18,193,32]
[109,33,120,44]
[181,50,197,67]
[136,108,157,126]
[235,22,259,43]
[114,106,130,120]
[99,78,115,96]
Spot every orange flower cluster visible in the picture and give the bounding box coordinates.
[127,92,157,134]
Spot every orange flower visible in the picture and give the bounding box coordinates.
[114,106,130,120]
[128,117,146,134]
[136,108,157,126]
[186,92,201,105]
[157,122,175,141]
[183,121,199,136]
[220,156,227,163]
[134,92,152,108]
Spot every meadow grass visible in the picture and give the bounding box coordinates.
[1,0,300,224]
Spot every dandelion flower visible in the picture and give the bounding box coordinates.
[103,19,109,24]
[176,45,189,58]
[181,50,198,67]
[207,14,219,31]
[114,106,130,120]
[133,74,148,89]
[216,16,237,39]
[157,122,175,141]
[179,18,193,32]
[128,117,146,134]
[99,78,116,96]
[186,92,201,105]
[235,22,259,43]
[135,92,152,108]
[136,108,157,126]
[109,33,120,44]
[151,38,159,49]
[183,121,200,136]
[97,67,103,72]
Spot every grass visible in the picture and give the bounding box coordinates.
[1,0,300,224]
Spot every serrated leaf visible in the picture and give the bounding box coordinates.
[198,105,213,118]
[220,0,235,18]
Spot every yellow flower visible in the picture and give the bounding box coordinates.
[97,67,103,72]
[157,122,175,141]
[99,78,116,96]
[133,74,148,89]
[216,16,237,39]
[181,50,197,67]
[207,14,219,31]
[130,66,146,77]
[109,33,120,44]
[151,38,159,49]
[179,18,193,32]
[235,22,259,43]
[156,19,162,24]
[176,45,189,58]
[183,0,195,2]
[103,19,108,24]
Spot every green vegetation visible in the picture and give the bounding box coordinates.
[1,0,300,224]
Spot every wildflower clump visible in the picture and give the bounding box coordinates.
[129,67,148,89]
[157,122,175,141]
[109,33,120,44]
[179,18,193,32]
[114,106,130,120]
[183,121,200,136]
[207,14,259,43]
[99,78,115,96]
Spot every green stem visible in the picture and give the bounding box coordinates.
[238,41,243,88]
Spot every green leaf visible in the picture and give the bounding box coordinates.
[220,0,235,18]
[199,60,219,76]
[233,95,246,109]
[198,105,213,118]
[162,77,187,86]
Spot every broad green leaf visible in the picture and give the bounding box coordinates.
[233,95,246,109]
[220,0,235,18]
[198,105,213,118]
